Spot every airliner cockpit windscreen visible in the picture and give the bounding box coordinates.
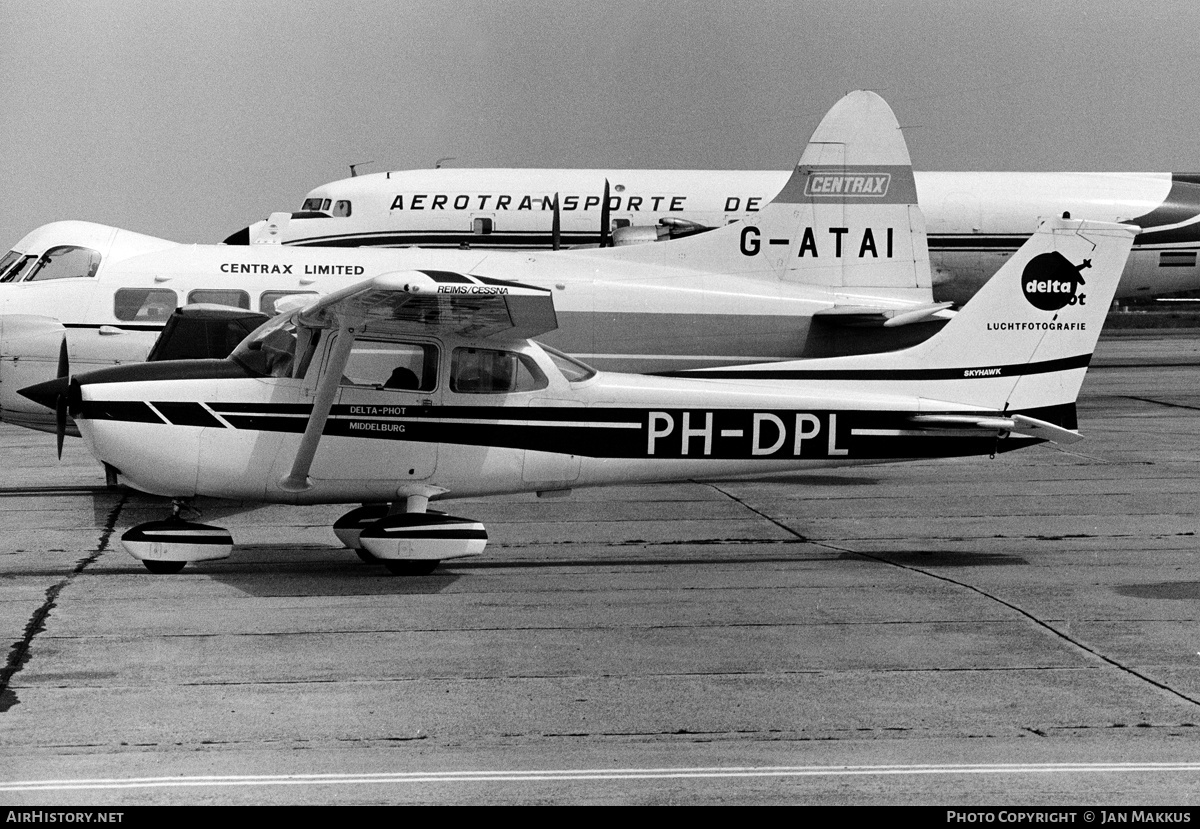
[298,197,350,217]
[0,250,36,283]
[0,245,101,283]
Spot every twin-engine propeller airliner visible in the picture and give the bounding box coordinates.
[1,92,948,436]
[21,151,1137,573]
[232,164,1200,306]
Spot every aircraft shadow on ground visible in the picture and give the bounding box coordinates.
[133,545,861,596]
[118,544,464,597]
[715,474,880,487]
[449,551,829,570]
[1113,581,1200,600]
[844,549,1030,567]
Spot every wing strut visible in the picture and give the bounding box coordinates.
[278,320,360,491]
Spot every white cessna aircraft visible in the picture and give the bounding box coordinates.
[26,212,1135,575]
[231,165,1200,305]
[2,92,948,435]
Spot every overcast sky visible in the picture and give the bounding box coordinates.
[4,1,1199,247]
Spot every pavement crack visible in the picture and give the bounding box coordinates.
[0,492,127,713]
[1123,395,1200,412]
[704,481,1200,712]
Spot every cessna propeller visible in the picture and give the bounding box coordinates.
[54,336,68,459]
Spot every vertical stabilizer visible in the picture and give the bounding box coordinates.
[586,91,930,300]
[906,217,1137,412]
[682,218,1137,417]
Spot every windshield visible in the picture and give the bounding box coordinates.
[24,245,102,282]
[0,250,23,280]
[230,316,299,378]
[0,251,36,283]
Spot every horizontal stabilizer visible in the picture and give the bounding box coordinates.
[814,302,954,328]
[1010,413,1084,444]
[909,413,1083,444]
[251,212,291,245]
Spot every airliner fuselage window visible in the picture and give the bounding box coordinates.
[187,289,250,309]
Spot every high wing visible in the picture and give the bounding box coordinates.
[293,269,556,341]
[278,269,556,492]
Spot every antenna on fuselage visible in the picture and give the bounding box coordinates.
[349,161,374,178]
[434,157,457,169]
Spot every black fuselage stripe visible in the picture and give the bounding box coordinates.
[78,403,1075,461]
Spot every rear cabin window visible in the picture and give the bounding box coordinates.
[25,246,101,281]
[450,347,547,394]
[187,289,250,309]
[541,344,597,383]
[341,341,438,392]
[114,288,177,322]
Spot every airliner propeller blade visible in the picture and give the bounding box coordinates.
[56,335,69,381]
[552,193,561,251]
[600,179,611,247]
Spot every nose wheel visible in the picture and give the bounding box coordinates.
[120,501,233,574]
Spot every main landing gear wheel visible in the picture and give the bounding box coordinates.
[142,559,187,575]
[382,559,440,576]
[360,512,487,576]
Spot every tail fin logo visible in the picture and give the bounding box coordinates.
[803,172,891,198]
[1022,252,1090,311]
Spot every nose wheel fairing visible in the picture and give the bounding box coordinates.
[120,518,234,571]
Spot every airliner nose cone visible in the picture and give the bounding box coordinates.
[18,376,69,412]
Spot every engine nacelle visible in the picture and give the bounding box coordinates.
[0,315,73,434]
[612,225,670,246]
[0,314,157,434]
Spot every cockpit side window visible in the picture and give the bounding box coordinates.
[332,200,352,217]
[341,340,438,391]
[25,245,102,282]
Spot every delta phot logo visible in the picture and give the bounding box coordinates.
[1022,252,1090,311]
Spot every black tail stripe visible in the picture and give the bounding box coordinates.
[655,353,1091,381]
